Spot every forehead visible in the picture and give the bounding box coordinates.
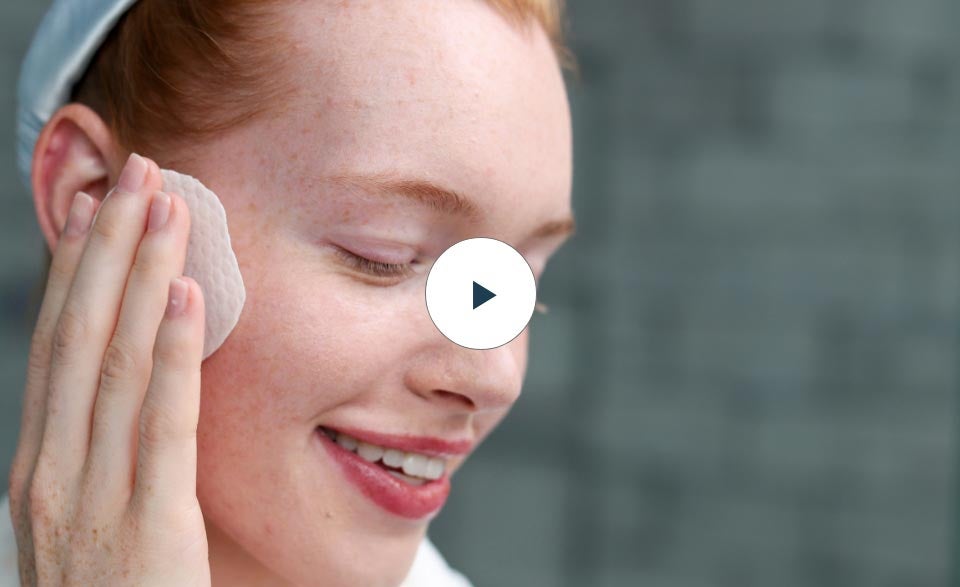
[257,0,572,228]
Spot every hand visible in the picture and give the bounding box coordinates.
[7,153,210,586]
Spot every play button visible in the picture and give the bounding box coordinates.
[426,238,537,350]
[473,282,496,309]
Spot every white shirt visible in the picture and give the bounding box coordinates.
[0,494,471,587]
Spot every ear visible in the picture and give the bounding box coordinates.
[31,103,125,253]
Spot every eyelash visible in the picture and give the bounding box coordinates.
[334,246,552,314]
[334,247,414,279]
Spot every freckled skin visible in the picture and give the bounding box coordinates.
[145,1,571,586]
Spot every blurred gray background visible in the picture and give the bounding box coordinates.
[2,1,959,587]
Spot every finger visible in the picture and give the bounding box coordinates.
[9,191,98,501]
[132,276,205,512]
[37,153,163,480]
[86,190,190,499]
[7,192,97,587]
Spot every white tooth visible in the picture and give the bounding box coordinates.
[402,453,429,478]
[336,434,358,452]
[425,458,445,480]
[383,449,404,468]
[357,442,384,463]
[387,469,427,486]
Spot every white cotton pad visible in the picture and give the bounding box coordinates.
[159,169,246,360]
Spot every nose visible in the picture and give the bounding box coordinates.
[404,334,527,414]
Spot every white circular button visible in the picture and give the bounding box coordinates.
[425,238,537,350]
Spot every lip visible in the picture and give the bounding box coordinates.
[313,428,453,519]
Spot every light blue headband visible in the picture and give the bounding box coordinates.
[16,0,140,190]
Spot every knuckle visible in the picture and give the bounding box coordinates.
[51,307,89,364]
[46,253,74,285]
[28,321,51,360]
[26,334,51,382]
[100,336,148,388]
[26,479,51,523]
[139,400,191,450]
[153,335,195,369]
[89,208,123,242]
[8,455,30,502]
[8,486,24,528]
[130,250,167,284]
[137,411,171,450]
[26,464,70,534]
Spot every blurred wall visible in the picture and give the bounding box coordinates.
[2,2,959,587]
[433,1,960,586]
[0,2,52,502]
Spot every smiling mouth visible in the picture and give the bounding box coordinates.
[317,426,447,486]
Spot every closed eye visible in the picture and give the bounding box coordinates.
[333,247,414,280]
[335,245,553,312]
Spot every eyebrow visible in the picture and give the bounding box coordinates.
[531,217,577,239]
[327,172,576,240]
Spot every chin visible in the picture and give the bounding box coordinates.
[196,432,426,587]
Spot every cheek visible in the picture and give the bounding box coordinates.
[192,260,419,582]
[191,259,402,538]
[196,272,392,448]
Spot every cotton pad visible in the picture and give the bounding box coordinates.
[159,170,246,360]
[93,170,247,361]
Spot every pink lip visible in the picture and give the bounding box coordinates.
[314,428,452,519]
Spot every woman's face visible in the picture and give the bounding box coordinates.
[170,1,571,584]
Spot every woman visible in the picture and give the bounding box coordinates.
[3,0,574,584]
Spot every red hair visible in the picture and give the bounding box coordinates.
[72,0,572,156]
[25,0,572,320]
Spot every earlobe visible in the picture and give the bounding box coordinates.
[31,103,120,252]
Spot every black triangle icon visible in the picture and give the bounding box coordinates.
[473,281,496,309]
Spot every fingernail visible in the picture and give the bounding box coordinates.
[64,192,95,237]
[148,192,171,233]
[117,153,148,193]
[166,278,189,318]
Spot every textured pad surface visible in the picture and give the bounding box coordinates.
[160,170,246,360]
